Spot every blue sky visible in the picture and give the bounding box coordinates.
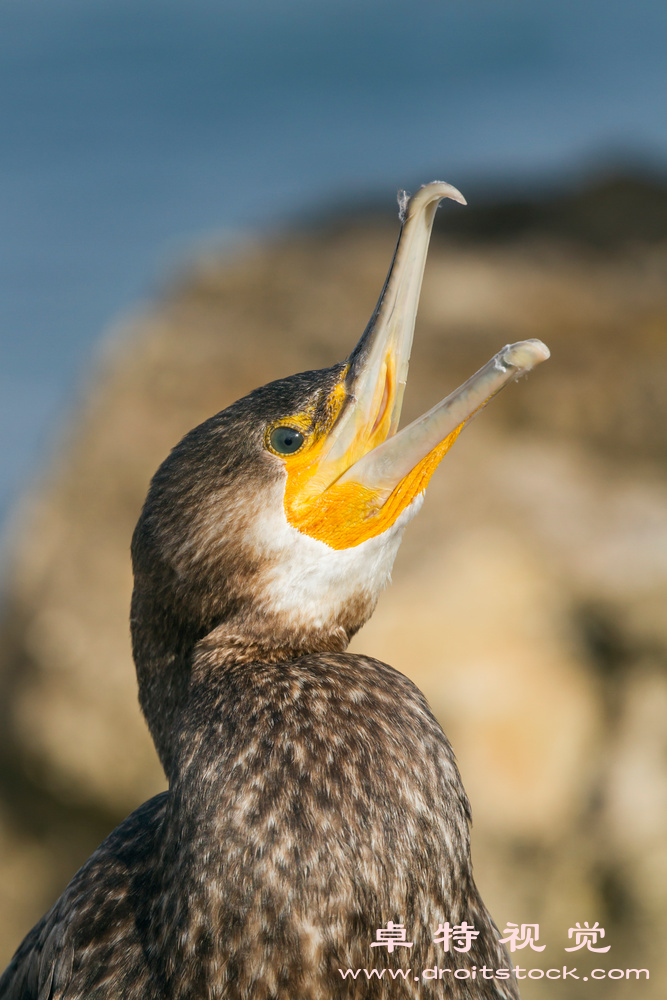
[1,0,666,527]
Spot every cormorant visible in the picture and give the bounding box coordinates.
[0,182,549,999]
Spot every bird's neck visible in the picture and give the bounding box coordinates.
[130,582,354,781]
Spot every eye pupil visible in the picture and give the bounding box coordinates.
[270,426,304,454]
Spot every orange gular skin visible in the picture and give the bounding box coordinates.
[265,366,395,550]
[277,377,465,548]
[285,424,463,549]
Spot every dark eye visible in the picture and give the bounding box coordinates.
[269,426,304,455]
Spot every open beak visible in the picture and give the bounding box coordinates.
[283,181,549,549]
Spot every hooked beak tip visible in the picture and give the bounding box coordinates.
[428,181,467,207]
[399,180,467,220]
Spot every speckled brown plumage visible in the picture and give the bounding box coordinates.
[1,193,526,998]
[1,654,516,999]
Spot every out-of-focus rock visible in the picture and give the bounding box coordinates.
[352,514,602,842]
[1,177,667,996]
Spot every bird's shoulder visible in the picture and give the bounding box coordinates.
[182,649,471,829]
[0,791,168,1000]
[221,649,453,747]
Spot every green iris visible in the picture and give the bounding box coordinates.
[270,426,304,454]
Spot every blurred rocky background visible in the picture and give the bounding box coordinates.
[1,172,667,998]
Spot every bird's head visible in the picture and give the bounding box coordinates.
[132,182,549,666]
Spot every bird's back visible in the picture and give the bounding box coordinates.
[0,793,169,1000]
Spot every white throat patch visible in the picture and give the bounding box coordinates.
[251,484,424,633]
